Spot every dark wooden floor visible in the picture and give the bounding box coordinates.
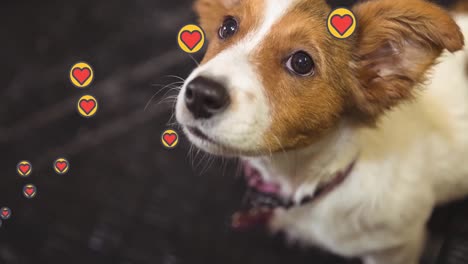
[0,0,467,264]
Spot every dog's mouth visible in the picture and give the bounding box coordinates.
[185,126,248,156]
[231,162,293,231]
[186,126,213,142]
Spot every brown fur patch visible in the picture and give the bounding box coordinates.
[348,0,465,121]
[194,0,265,64]
[254,0,357,150]
[452,1,468,13]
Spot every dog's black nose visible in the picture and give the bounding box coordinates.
[185,76,230,119]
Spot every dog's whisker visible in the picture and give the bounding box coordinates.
[151,81,184,88]
[157,94,179,103]
[164,75,186,82]
[234,158,243,180]
[194,152,205,172]
[145,82,182,111]
[192,148,202,169]
[187,54,200,67]
[199,154,216,175]
[221,157,228,178]
[186,143,194,163]
[152,98,178,111]
[188,145,195,167]
[166,92,181,126]
[166,121,179,128]
[198,152,211,171]
[166,119,178,127]
[154,89,181,108]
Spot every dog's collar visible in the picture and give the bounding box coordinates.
[231,159,357,231]
[296,159,357,206]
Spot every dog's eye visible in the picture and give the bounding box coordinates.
[218,16,238,40]
[285,51,315,76]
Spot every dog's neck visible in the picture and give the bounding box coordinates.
[244,121,359,202]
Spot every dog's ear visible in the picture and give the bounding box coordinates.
[194,0,241,39]
[349,0,464,121]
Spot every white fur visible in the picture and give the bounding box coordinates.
[256,14,468,264]
[176,0,297,155]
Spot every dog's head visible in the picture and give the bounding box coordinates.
[176,0,464,156]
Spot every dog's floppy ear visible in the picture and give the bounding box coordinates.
[194,0,241,39]
[349,0,464,120]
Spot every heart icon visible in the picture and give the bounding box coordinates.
[79,99,96,114]
[72,67,91,85]
[163,133,177,146]
[0,208,11,220]
[161,129,179,149]
[17,161,32,176]
[331,14,354,35]
[25,188,34,196]
[23,185,37,199]
[54,158,69,174]
[19,164,30,174]
[180,30,202,50]
[56,161,67,172]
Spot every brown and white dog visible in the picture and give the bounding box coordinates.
[175,0,468,263]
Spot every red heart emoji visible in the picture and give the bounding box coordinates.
[19,164,30,174]
[331,14,353,35]
[55,161,68,172]
[180,30,202,50]
[1,210,9,217]
[163,133,177,146]
[79,99,96,114]
[72,67,91,85]
[25,187,35,196]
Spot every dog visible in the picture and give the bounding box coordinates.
[175,0,468,263]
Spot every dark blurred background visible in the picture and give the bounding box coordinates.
[1,0,467,263]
